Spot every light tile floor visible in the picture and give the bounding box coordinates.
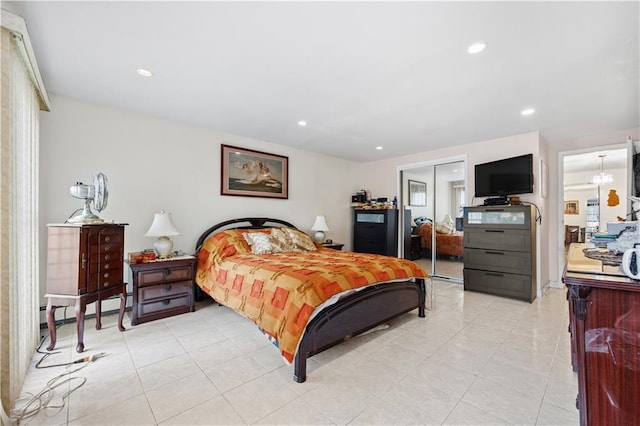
[13,281,578,425]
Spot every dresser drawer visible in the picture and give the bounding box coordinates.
[139,281,191,302]
[137,265,193,286]
[464,229,531,252]
[138,294,191,318]
[354,240,386,255]
[89,267,124,290]
[355,223,386,239]
[464,248,531,275]
[464,268,533,302]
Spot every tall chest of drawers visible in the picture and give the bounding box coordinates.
[353,209,398,256]
[45,223,127,352]
[462,205,536,302]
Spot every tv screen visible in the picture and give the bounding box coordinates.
[474,154,534,197]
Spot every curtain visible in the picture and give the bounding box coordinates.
[0,26,41,416]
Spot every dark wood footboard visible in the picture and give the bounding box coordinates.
[293,278,426,383]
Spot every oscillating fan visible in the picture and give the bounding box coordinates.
[67,173,109,224]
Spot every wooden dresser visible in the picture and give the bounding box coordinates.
[45,223,127,352]
[563,243,640,425]
[128,256,196,325]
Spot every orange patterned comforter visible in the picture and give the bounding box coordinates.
[195,230,427,363]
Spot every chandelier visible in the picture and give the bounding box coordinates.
[592,154,613,185]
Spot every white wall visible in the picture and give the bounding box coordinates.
[39,95,358,313]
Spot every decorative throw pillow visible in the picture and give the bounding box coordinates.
[244,232,285,254]
[283,228,317,251]
[270,228,302,252]
[435,222,454,234]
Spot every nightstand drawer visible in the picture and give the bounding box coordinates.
[137,265,193,286]
[139,281,191,302]
[139,294,191,317]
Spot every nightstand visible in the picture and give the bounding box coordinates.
[409,235,422,260]
[322,242,344,250]
[128,256,196,325]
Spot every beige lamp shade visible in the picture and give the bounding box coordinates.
[145,211,180,258]
[311,215,329,243]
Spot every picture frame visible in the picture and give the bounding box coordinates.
[564,200,579,215]
[408,180,426,206]
[221,144,288,199]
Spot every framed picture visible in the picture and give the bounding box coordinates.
[564,200,579,215]
[221,144,288,199]
[408,180,426,206]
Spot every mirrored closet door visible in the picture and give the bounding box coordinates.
[432,161,465,281]
[401,159,465,282]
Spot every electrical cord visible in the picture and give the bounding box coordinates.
[36,352,106,369]
[11,353,107,424]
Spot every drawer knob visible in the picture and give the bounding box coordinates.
[164,285,172,292]
[104,254,111,261]
[105,236,111,242]
[162,299,171,305]
[104,264,110,270]
[103,272,110,278]
[104,246,111,252]
[162,269,172,277]
[104,282,110,287]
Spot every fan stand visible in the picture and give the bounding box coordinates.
[68,199,104,224]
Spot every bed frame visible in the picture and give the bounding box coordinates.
[195,217,427,383]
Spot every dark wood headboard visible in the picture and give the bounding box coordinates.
[195,217,297,251]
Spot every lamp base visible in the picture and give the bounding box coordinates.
[313,231,326,244]
[153,236,174,258]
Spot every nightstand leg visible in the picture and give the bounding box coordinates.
[45,302,57,351]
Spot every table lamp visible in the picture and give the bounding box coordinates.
[145,210,180,258]
[311,215,329,243]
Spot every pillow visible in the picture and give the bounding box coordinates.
[244,231,287,254]
[414,217,432,226]
[435,222,454,234]
[270,228,302,252]
[283,228,317,251]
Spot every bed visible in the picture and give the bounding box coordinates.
[194,217,431,383]
[417,221,464,258]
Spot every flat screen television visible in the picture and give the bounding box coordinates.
[474,153,534,198]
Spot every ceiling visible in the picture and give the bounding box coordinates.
[8,1,640,162]
[564,148,628,175]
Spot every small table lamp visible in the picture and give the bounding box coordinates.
[145,210,180,258]
[311,215,329,243]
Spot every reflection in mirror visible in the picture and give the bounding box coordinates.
[433,161,465,281]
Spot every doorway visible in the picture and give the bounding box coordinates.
[561,145,629,262]
[400,158,466,282]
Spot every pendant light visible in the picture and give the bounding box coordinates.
[592,154,613,185]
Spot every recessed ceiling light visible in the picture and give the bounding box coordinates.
[297,120,307,127]
[136,68,154,77]
[467,42,487,54]
[521,108,536,116]
[376,146,383,150]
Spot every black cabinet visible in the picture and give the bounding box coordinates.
[353,209,398,256]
